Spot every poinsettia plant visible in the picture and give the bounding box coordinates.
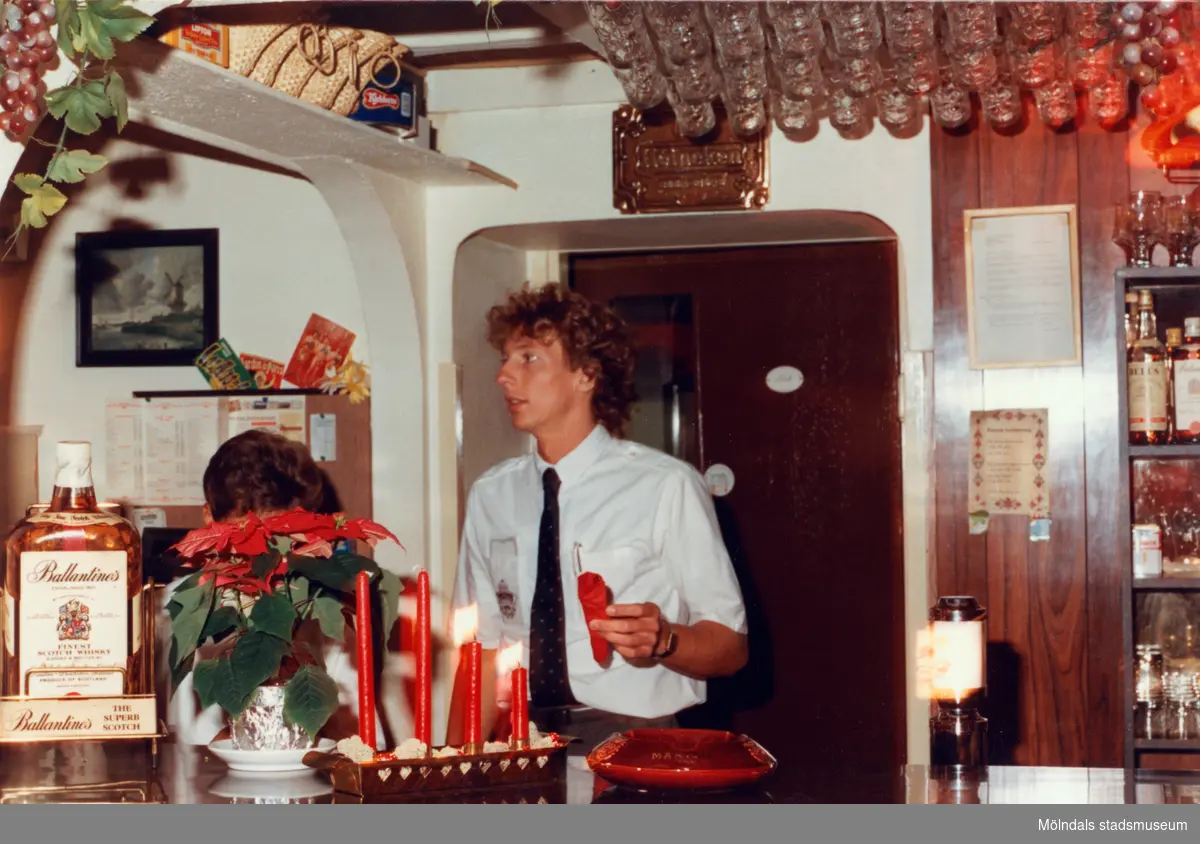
[167,508,403,740]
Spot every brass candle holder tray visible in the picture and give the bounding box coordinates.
[304,736,572,799]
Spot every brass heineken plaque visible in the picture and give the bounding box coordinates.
[612,105,769,215]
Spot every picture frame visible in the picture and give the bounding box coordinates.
[964,204,1081,370]
[76,228,219,367]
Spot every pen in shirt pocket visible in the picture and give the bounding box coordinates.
[573,542,582,577]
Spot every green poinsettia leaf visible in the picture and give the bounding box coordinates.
[248,592,297,642]
[209,658,254,717]
[271,536,293,555]
[291,556,353,592]
[55,0,80,57]
[377,568,401,647]
[201,605,242,644]
[251,553,278,580]
[289,574,310,605]
[191,658,222,710]
[105,71,128,132]
[169,580,214,667]
[79,0,153,61]
[46,149,107,184]
[168,639,195,694]
[46,82,112,135]
[283,665,339,740]
[310,593,346,640]
[230,630,288,693]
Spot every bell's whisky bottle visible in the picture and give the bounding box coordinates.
[2,442,143,697]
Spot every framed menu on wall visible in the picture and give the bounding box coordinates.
[964,204,1081,370]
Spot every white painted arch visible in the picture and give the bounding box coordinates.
[446,208,933,765]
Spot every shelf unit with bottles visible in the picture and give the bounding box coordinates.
[1119,267,1200,772]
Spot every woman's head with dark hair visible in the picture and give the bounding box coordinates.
[487,283,637,437]
[202,430,325,522]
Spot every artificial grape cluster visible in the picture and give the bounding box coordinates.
[1116,1,1184,87]
[0,0,57,141]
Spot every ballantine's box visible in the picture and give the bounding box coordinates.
[348,62,422,134]
[0,695,158,741]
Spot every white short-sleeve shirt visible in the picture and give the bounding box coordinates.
[451,425,747,719]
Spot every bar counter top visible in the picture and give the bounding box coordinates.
[1,741,1197,804]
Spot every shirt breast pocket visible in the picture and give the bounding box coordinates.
[578,543,653,605]
[488,539,522,627]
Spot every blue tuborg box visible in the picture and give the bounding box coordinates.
[348,61,422,134]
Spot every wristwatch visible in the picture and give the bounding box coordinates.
[653,622,679,660]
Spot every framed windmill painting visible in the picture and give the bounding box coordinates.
[75,228,219,368]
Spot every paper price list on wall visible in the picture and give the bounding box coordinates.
[105,398,221,506]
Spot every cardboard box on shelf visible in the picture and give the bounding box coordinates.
[161,23,230,69]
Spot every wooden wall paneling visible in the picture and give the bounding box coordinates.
[974,108,1088,767]
[1077,122,1130,768]
[930,121,986,601]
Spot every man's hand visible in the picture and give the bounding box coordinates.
[589,602,669,661]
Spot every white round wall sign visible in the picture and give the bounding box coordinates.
[766,365,804,394]
[704,464,735,497]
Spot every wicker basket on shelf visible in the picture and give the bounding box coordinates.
[229,23,409,116]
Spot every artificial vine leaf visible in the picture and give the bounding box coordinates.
[46,82,113,135]
[106,71,128,132]
[249,592,297,642]
[230,630,288,692]
[79,0,153,61]
[310,593,346,640]
[55,0,81,57]
[47,149,108,184]
[14,174,66,229]
[283,665,339,740]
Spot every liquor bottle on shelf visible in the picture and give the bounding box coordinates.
[1172,317,1200,444]
[1129,290,1170,445]
[1126,291,1141,351]
[2,441,143,698]
[1168,327,1183,440]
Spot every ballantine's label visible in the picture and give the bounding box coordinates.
[0,696,156,740]
[17,551,127,697]
[26,511,122,527]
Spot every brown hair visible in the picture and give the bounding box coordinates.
[487,283,637,436]
[203,429,327,521]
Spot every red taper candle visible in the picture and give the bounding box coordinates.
[463,641,483,747]
[355,570,376,749]
[511,665,529,744]
[415,569,432,747]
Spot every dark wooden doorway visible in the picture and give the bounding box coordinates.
[571,242,905,797]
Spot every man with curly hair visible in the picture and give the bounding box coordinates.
[448,284,747,749]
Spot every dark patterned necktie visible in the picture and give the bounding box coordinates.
[528,468,576,707]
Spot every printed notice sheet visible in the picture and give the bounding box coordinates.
[968,409,1050,519]
[104,398,221,505]
[226,396,307,444]
[966,208,1080,369]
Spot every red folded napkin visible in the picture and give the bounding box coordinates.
[578,571,612,665]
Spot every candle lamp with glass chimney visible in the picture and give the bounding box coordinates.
[928,596,988,783]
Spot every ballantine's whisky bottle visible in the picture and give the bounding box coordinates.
[2,442,143,697]
[1129,290,1170,445]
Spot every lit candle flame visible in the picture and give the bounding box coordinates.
[497,641,523,674]
[452,604,478,646]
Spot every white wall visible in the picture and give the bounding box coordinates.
[13,136,366,500]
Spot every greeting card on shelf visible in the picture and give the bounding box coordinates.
[285,315,356,389]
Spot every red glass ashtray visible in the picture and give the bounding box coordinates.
[586,728,777,792]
